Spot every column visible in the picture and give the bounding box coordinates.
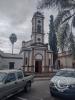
[43,49,46,72]
[28,51,30,72]
[32,48,34,72]
[23,51,25,71]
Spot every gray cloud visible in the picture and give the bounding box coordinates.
[0,0,38,53]
[0,0,38,25]
[0,0,58,53]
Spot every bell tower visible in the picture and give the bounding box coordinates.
[31,11,44,44]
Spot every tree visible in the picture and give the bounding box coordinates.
[38,0,75,59]
[38,0,74,9]
[9,33,17,54]
[38,0,75,29]
[38,0,75,30]
[68,32,75,60]
[49,15,58,68]
[57,22,70,52]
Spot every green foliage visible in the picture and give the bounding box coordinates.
[72,16,75,27]
[38,0,75,28]
[9,33,17,54]
[68,32,75,59]
[38,0,75,60]
[9,33,17,44]
[39,0,75,10]
[49,15,57,52]
[38,0,75,54]
[57,23,70,52]
[54,10,70,32]
[49,15,58,68]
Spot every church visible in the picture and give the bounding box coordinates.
[0,12,74,71]
[20,11,53,73]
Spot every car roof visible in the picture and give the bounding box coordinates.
[0,69,22,73]
[60,68,75,71]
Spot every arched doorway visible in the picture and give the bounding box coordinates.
[35,54,42,73]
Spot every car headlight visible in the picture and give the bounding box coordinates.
[54,83,69,92]
[56,84,75,89]
[59,84,68,88]
[55,83,68,89]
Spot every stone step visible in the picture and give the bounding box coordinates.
[35,72,56,77]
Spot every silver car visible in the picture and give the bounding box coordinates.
[0,69,34,100]
[49,68,75,99]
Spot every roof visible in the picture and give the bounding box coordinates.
[31,42,47,47]
[22,47,32,51]
[0,69,22,73]
[0,50,23,59]
[58,51,72,58]
[33,11,44,18]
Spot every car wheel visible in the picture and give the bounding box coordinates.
[50,91,55,97]
[24,81,31,92]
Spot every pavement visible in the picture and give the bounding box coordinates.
[8,80,60,100]
[34,77,50,81]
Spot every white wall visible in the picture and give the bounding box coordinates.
[3,58,23,69]
[0,51,23,70]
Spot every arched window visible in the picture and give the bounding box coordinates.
[38,20,41,23]
[37,25,41,33]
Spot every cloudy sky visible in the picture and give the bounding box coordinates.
[0,0,58,54]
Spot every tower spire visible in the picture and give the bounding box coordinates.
[31,11,44,44]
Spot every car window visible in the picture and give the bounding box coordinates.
[5,73,16,83]
[0,72,7,82]
[17,71,23,79]
[56,70,75,78]
[56,71,67,76]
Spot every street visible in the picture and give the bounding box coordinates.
[7,79,61,100]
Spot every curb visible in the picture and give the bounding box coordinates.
[34,77,50,81]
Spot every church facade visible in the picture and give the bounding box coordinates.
[21,12,53,73]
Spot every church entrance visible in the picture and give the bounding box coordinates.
[35,60,42,73]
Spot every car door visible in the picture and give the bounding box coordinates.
[1,72,17,98]
[17,71,25,91]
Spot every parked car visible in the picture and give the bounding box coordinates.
[49,68,75,99]
[0,69,34,100]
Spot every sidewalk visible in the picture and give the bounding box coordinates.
[34,71,57,81]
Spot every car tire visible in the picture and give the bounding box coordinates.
[24,81,31,92]
[50,91,55,97]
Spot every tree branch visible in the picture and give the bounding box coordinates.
[61,12,75,24]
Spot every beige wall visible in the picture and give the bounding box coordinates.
[58,53,73,68]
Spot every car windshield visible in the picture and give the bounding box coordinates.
[56,70,75,78]
[0,72,6,82]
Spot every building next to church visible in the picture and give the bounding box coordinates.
[20,12,53,73]
[58,51,75,69]
[0,51,23,70]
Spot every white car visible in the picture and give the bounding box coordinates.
[49,68,75,99]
